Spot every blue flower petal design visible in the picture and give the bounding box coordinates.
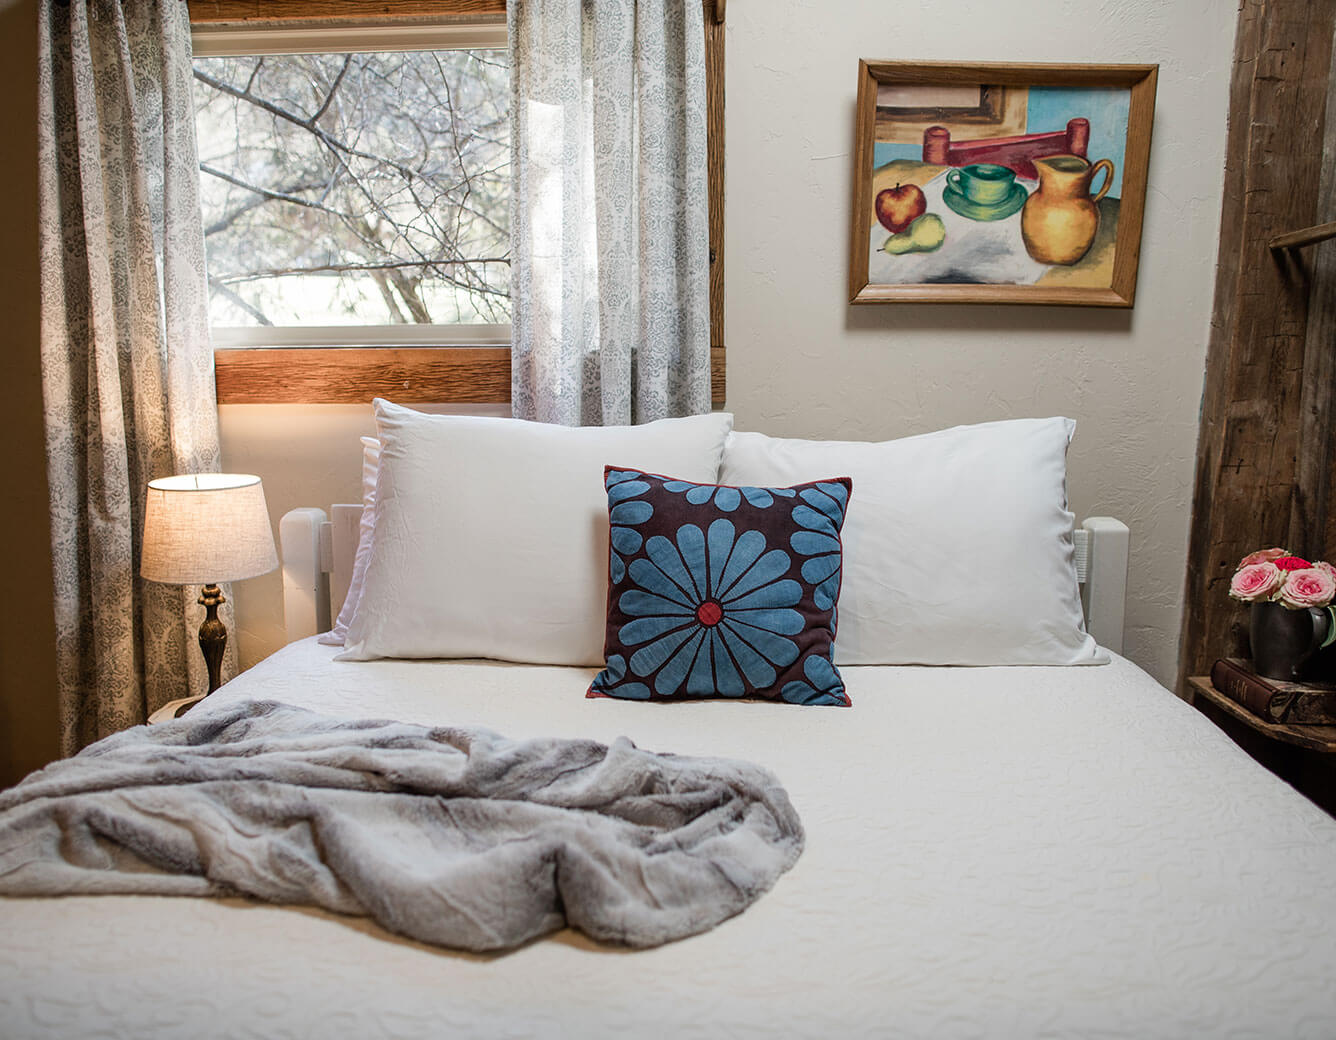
[728,605,805,634]
[718,617,801,670]
[780,653,847,706]
[683,484,739,511]
[643,629,707,695]
[790,482,848,611]
[591,653,651,701]
[607,475,650,504]
[660,478,791,512]
[606,471,654,584]
[707,629,745,697]
[742,486,796,508]
[616,518,802,697]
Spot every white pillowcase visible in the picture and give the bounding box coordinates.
[340,400,735,665]
[317,436,381,647]
[719,417,1107,666]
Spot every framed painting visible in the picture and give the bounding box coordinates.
[848,61,1157,306]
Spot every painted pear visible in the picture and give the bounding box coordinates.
[880,213,946,255]
[908,213,945,250]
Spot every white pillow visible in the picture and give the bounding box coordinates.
[340,401,735,665]
[718,417,1107,666]
[317,436,381,647]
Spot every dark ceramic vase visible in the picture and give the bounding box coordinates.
[1250,601,1336,681]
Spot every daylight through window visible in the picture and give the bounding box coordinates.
[193,48,510,330]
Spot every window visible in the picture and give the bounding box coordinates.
[195,48,511,330]
[190,1,724,407]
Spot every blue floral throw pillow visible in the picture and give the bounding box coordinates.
[588,467,852,706]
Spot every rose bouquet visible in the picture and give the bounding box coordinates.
[1229,547,1336,609]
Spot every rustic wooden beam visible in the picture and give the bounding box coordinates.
[1291,25,1336,561]
[214,346,728,406]
[1178,0,1336,693]
[1269,220,1336,250]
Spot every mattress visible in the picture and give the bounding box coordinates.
[3,640,1336,1039]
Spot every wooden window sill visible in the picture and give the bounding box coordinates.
[214,346,727,406]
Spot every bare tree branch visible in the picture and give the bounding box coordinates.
[194,65,420,182]
[216,258,511,280]
[208,277,274,325]
[310,55,352,125]
[194,50,511,325]
[202,175,331,236]
[199,163,346,219]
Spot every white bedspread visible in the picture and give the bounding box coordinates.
[3,640,1336,1039]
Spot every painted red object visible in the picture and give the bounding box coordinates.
[922,118,1090,180]
[875,184,927,233]
[696,601,724,627]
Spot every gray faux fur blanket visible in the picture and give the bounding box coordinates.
[0,700,803,951]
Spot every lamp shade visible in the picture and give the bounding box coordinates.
[141,474,279,585]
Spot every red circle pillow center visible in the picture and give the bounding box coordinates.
[696,601,724,627]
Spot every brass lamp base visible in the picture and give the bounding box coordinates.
[198,583,228,695]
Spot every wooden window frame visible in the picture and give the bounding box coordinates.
[189,0,726,408]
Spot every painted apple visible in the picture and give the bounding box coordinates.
[875,183,927,234]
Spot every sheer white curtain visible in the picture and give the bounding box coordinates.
[509,0,711,426]
[38,0,231,751]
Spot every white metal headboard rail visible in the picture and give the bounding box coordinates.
[280,508,1131,655]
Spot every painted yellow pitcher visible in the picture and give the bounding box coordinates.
[1020,154,1115,266]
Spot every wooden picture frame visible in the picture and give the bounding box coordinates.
[849,61,1157,307]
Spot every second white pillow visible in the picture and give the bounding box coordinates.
[719,417,1106,667]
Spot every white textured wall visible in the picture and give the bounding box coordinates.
[721,0,1235,685]
[221,0,1236,687]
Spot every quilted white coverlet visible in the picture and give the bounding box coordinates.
[3,639,1336,1039]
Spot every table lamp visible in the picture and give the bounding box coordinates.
[141,474,278,696]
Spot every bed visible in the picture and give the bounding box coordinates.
[3,409,1336,1039]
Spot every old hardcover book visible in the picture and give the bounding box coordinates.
[1210,658,1336,725]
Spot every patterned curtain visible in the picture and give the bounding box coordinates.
[38,0,232,752]
[509,0,711,426]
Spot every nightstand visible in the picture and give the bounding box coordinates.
[1187,676,1336,815]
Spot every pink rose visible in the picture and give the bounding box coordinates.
[1316,561,1336,579]
[1238,547,1287,568]
[1278,567,1336,609]
[1229,562,1283,602]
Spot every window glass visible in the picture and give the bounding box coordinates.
[193,50,510,328]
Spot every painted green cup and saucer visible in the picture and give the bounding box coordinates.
[942,163,1028,221]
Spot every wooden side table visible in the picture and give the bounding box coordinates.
[1187,676,1336,815]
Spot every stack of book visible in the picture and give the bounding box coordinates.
[1210,658,1336,725]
